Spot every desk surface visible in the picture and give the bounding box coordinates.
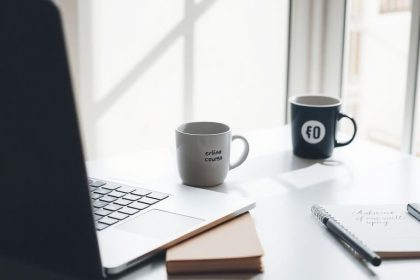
[86,126,420,280]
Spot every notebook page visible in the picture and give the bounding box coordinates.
[323,204,420,253]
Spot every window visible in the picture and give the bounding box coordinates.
[57,0,420,159]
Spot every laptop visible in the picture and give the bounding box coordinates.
[0,0,255,278]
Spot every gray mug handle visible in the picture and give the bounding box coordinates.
[229,135,250,170]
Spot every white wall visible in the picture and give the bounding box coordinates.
[70,0,289,160]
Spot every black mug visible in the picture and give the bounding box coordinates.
[289,95,357,159]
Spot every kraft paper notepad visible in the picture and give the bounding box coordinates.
[313,204,420,258]
[166,212,264,274]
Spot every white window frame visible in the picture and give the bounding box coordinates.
[403,0,420,154]
[286,0,348,120]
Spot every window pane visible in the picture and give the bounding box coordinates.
[342,0,411,150]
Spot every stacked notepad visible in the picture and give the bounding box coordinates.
[166,212,264,274]
[313,204,420,258]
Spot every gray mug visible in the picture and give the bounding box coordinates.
[176,122,249,187]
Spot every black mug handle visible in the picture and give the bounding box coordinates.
[335,113,357,147]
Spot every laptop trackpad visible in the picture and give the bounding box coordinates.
[117,209,204,240]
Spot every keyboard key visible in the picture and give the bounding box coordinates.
[119,207,140,215]
[91,180,106,187]
[147,192,169,200]
[138,197,159,205]
[109,212,129,220]
[98,216,118,225]
[93,214,102,221]
[93,200,108,208]
[96,222,108,231]
[104,203,122,212]
[108,191,125,198]
[102,183,121,190]
[90,193,103,200]
[129,201,150,210]
[94,188,112,195]
[95,208,112,216]
[100,196,118,203]
[88,179,94,184]
[116,185,136,193]
[123,194,141,201]
[114,198,132,206]
[89,186,97,192]
[132,188,151,196]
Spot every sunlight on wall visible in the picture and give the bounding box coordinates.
[80,0,289,159]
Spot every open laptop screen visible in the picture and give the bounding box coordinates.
[0,0,103,278]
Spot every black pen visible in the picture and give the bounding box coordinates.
[407,203,420,222]
[311,205,382,266]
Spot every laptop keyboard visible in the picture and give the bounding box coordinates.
[88,178,169,231]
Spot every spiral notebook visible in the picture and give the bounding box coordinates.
[312,204,420,258]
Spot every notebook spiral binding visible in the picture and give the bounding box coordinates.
[311,204,369,259]
[311,204,332,224]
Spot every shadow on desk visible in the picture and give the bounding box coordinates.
[0,255,77,280]
[0,253,165,280]
[200,150,348,196]
[168,273,262,280]
[109,252,262,280]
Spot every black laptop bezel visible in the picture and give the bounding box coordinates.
[1,0,104,278]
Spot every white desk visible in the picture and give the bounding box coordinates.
[87,126,420,280]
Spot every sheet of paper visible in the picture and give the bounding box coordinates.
[278,163,348,189]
